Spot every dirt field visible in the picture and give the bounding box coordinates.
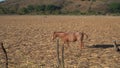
[0,15,120,68]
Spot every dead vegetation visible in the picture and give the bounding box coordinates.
[0,15,120,68]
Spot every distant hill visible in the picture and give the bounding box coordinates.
[0,0,120,15]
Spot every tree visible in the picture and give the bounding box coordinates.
[35,5,45,12]
[87,0,95,13]
[108,2,120,13]
[18,8,29,15]
[45,4,61,14]
[0,7,4,14]
[27,5,35,13]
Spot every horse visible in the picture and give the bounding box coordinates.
[52,31,88,49]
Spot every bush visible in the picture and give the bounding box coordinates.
[18,8,29,15]
[0,7,4,14]
[18,4,62,15]
[27,5,35,13]
[0,6,18,14]
[45,4,61,14]
[68,10,81,15]
[108,2,120,13]
[35,5,46,12]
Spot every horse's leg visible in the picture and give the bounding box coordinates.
[65,41,73,52]
[80,33,84,49]
[80,41,84,49]
[77,37,84,49]
[63,41,69,49]
[66,42,70,47]
[80,41,82,49]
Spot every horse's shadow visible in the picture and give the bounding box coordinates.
[88,44,120,49]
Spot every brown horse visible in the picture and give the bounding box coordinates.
[52,31,88,49]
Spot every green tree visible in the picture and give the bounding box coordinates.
[108,2,120,13]
[45,4,61,14]
[18,8,29,15]
[0,7,4,14]
[35,5,45,12]
[27,5,35,13]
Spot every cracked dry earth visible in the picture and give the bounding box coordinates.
[0,16,120,68]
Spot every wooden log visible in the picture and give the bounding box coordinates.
[113,40,120,52]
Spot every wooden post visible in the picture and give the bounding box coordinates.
[0,42,8,68]
[61,44,65,68]
[56,39,61,68]
[56,39,65,68]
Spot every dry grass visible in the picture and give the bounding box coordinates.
[0,15,120,68]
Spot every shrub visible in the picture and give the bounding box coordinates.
[35,5,46,12]
[0,7,4,14]
[45,4,61,14]
[2,7,11,14]
[19,4,62,15]
[27,5,35,13]
[18,8,29,15]
[69,10,81,15]
[108,2,120,13]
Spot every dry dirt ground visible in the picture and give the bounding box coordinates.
[0,15,120,68]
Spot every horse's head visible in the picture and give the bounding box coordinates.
[52,32,65,40]
[52,32,57,40]
[52,31,66,41]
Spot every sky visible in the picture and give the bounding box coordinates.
[0,0,5,2]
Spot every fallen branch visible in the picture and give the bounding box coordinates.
[0,42,8,68]
[113,40,120,52]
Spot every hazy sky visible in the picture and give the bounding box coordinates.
[0,0,4,2]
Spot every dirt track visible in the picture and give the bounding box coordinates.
[0,16,120,68]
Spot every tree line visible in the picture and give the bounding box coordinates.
[0,4,62,15]
[0,2,120,15]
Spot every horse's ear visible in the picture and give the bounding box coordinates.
[53,31,55,33]
[53,31,56,34]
